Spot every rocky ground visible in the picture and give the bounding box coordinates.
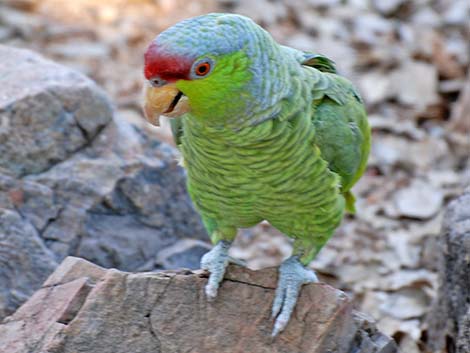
[0,0,468,352]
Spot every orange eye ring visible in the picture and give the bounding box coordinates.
[195,62,211,76]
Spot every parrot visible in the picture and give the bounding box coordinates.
[142,13,370,337]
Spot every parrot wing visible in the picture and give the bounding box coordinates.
[305,65,371,213]
[301,53,337,74]
[280,45,337,74]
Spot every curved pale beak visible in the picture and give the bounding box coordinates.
[143,82,190,126]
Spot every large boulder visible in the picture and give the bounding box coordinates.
[0,256,397,353]
[0,45,208,319]
[24,119,209,271]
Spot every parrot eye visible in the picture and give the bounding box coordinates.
[195,62,210,76]
[149,77,165,87]
[190,57,214,79]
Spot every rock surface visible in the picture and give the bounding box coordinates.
[0,45,112,177]
[0,208,57,319]
[426,192,470,353]
[0,256,397,353]
[0,45,208,319]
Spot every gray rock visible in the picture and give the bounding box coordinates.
[393,179,443,219]
[443,0,470,26]
[153,238,212,270]
[0,45,208,320]
[0,256,397,353]
[0,44,112,177]
[0,208,57,318]
[390,61,439,110]
[450,72,470,135]
[427,192,470,353]
[27,118,208,270]
[372,0,406,16]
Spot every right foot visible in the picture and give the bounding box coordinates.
[200,241,231,299]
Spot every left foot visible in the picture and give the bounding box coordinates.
[271,256,318,337]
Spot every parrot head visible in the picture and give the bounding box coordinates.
[143,13,287,127]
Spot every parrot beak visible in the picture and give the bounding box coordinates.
[143,82,190,126]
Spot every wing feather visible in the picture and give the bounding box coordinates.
[307,68,371,212]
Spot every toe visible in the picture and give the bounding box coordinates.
[271,256,319,336]
[205,268,225,299]
[272,283,301,336]
[200,243,231,301]
[302,267,319,283]
[272,317,287,337]
[205,282,218,299]
[228,256,246,267]
[271,286,285,319]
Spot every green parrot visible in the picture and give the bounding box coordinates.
[143,13,370,336]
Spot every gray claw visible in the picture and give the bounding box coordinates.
[271,256,318,337]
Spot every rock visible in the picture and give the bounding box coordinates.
[0,0,38,12]
[47,41,111,59]
[371,134,449,171]
[25,118,208,270]
[450,73,470,135]
[432,35,466,80]
[147,238,212,270]
[379,288,430,320]
[231,0,288,26]
[292,8,348,39]
[0,256,397,353]
[393,179,443,219]
[0,7,43,39]
[389,61,439,110]
[372,0,407,16]
[306,0,342,7]
[358,71,393,105]
[426,192,470,353]
[0,46,208,319]
[0,26,13,41]
[443,0,470,26]
[352,13,395,46]
[0,208,57,319]
[397,334,421,353]
[411,7,441,27]
[0,45,112,177]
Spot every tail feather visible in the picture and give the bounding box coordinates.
[344,190,356,214]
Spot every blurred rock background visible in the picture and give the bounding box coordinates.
[0,0,468,352]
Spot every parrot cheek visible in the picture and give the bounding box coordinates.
[143,83,190,126]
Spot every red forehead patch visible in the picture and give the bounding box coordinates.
[144,42,193,82]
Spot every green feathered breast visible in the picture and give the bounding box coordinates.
[170,52,370,263]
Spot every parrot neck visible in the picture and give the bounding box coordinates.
[233,42,311,128]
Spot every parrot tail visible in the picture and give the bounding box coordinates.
[344,190,356,214]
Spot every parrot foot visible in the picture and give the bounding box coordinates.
[271,256,318,337]
[200,240,231,300]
